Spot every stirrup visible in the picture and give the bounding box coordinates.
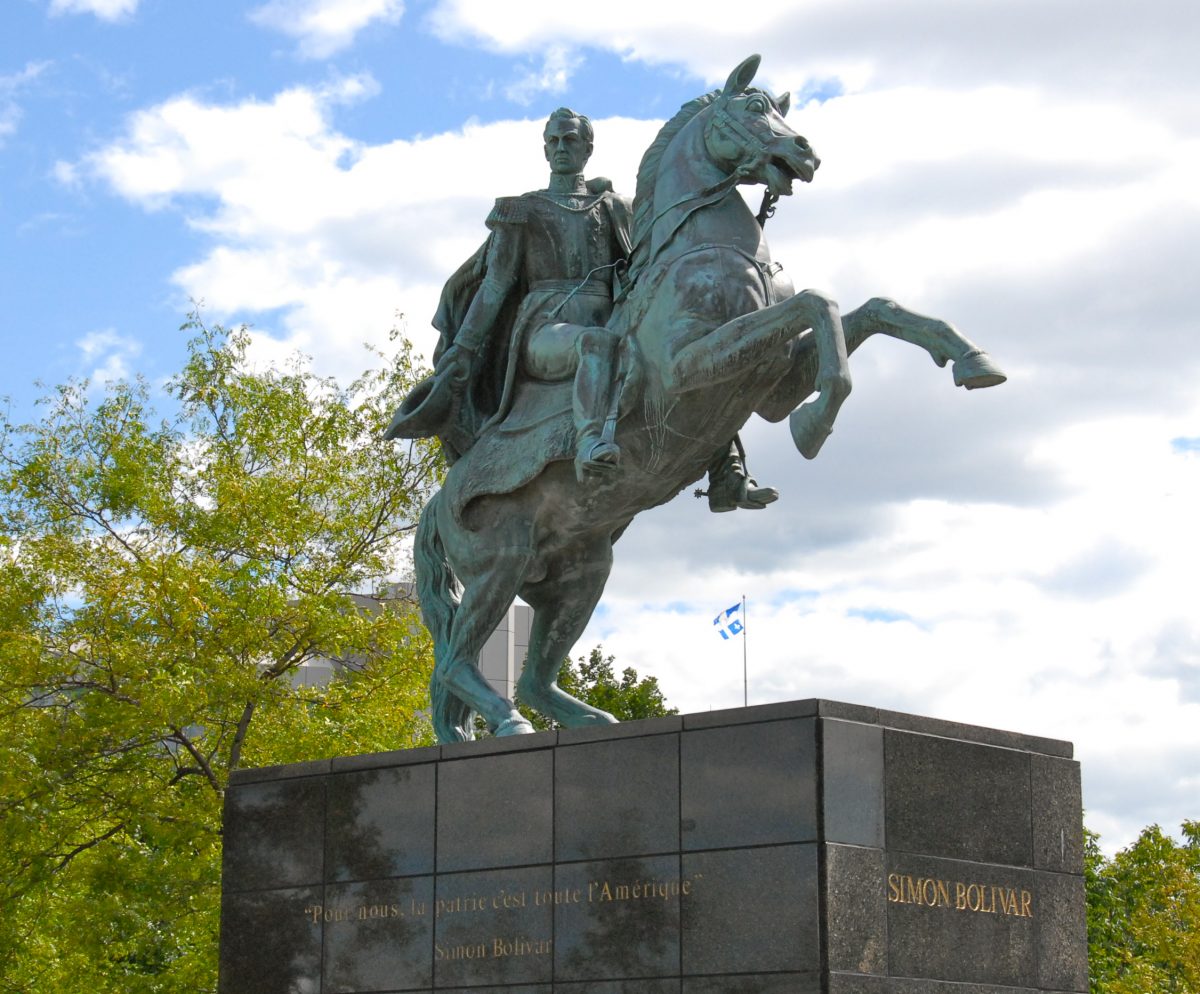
[574,438,621,482]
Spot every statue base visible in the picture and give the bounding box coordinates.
[219,699,1087,993]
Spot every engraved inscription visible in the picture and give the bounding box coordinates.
[887,873,1033,918]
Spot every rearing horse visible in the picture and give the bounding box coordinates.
[413,55,1004,742]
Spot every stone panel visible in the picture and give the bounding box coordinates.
[218,885,322,994]
[1031,755,1084,874]
[680,718,816,850]
[321,876,435,992]
[433,865,553,988]
[223,777,325,892]
[885,731,1031,866]
[557,982,681,994]
[826,844,887,975]
[1036,872,1088,992]
[327,763,436,881]
[885,852,1038,988]
[437,749,553,871]
[553,854,681,981]
[823,720,885,847]
[556,733,680,861]
[681,844,818,976]
[683,975,820,994]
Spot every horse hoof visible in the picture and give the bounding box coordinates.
[953,350,1007,389]
[789,406,833,460]
[494,715,535,737]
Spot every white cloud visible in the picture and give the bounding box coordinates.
[49,0,139,20]
[76,329,143,384]
[0,62,50,146]
[249,0,404,59]
[504,45,583,105]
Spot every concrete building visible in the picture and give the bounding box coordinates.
[294,587,531,700]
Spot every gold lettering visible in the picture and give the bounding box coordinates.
[955,882,967,910]
[305,904,322,924]
[934,879,950,907]
[1021,890,1033,917]
[902,875,918,904]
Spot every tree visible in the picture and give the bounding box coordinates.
[519,646,678,730]
[1086,821,1200,994]
[0,317,441,993]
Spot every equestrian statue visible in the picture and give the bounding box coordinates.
[386,55,1006,743]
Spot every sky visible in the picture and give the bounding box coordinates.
[3,0,1198,854]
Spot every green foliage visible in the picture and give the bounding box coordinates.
[0,317,441,993]
[519,646,677,730]
[1087,821,1200,994]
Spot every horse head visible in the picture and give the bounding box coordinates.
[704,54,819,197]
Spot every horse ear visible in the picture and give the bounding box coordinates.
[723,54,761,96]
[776,91,791,116]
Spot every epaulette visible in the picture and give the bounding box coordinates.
[485,196,529,228]
[586,177,614,194]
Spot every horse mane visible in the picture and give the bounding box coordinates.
[630,90,720,258]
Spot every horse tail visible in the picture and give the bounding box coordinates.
[414,495,473,742]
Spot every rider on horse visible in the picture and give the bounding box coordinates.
[390,107,777,512]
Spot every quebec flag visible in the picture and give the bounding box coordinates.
[713,602,743,640]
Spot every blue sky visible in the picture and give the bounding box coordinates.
[3,0,1199,853]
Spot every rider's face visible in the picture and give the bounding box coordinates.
[544,119,592,175]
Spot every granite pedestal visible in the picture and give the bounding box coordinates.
[219,699,1087,994]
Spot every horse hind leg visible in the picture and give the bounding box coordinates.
[433,552,539,741]
[844,297,1006,389]
[516,550,618,729]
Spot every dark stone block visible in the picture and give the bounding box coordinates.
[556,734,679,861]
[433,865,553,988]
[554,854,681,981]
[823,720,885,847]
[829,980,1041,994]
[878,710,1071,758]
[439,729,557,759]
[327,764,436,881]
[442,987,550,994]
[219,699,1087,994]
[680,718,816,850]
[1036,873,1088,992]
[437,750,553,871]
[558,982,681,994]
[681,844,819,975]
[218,885,322,994]
[321,876,434,992]
[441,987,550,994]
[826,844,887,975]
[332,744,442,772]
[1031,755,1084,874]
[558,715,683,744]
[885,731,1032,866]
[229,758,331,786]
[885,852,1038,988]
[681,698,819,729]
[683,975,820,994]
[223,777,325,891]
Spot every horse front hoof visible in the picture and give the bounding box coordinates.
[953,350,1007,389]
[789,405,833,460]
[494,715,536,737]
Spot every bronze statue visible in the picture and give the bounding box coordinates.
[388,56,1005,742]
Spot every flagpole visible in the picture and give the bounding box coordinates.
[742,593,748,708]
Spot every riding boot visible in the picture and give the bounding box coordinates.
[705,436,779,512]
[573,327,622,482]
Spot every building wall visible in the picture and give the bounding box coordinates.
[294,591,531,701]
